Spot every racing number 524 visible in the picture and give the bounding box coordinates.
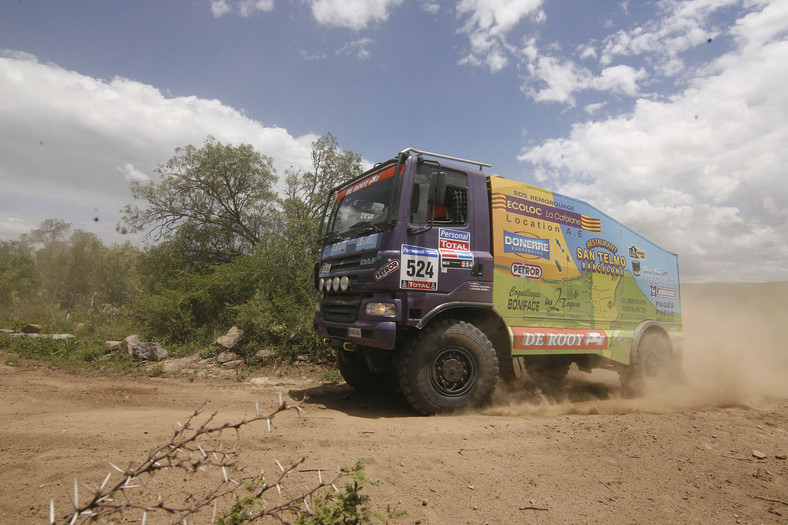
[406,259,434,279]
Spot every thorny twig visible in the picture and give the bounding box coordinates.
[51,398,332,524]
[230,462,364,524]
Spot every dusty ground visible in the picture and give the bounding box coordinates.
[1,283,787,524]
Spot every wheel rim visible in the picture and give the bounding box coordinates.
[430,346,476,397]
[642,341,669,378]
[643,351,661,377]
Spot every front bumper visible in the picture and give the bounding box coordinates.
[314,318,398,350]
[314,296,401,350]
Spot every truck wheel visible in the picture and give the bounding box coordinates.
[337,349,398,394]
[524,356,570,400]
[620,330,679,397]
[398,320,498,415]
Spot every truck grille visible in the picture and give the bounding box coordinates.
[321,296,362,323]
[329,254,366,272]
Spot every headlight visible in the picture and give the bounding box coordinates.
[365,302,397,317]
[332,276,340,291]
[319,278,326,291]
[340,275,349,291]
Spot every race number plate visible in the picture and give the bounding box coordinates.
[400,244,438,290]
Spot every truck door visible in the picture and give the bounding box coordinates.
[404,163,492,296]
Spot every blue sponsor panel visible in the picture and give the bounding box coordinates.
[322,233,379,259]
[503,230,551,260]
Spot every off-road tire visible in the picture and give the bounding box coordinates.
[620,330,680,397]
[397,320,498,415]
[337,349,398,393]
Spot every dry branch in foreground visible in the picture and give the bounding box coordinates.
[49,395,356,524]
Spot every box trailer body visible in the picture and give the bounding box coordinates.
[314,149,682,414]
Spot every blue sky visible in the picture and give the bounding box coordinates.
[1,0,787,282]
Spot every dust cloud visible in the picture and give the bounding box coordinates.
[681,282,788,401]
[483,282,788,418]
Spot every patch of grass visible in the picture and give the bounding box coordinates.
[320,367,343,383]
[166,343,201,359]
[199,346,218,359]
[0,335,146,374]
[146,363,166,377]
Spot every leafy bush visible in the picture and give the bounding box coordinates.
[199,346,219,359]
[216,460,406,525]
[295,460,407,525]
[233,291,323,358]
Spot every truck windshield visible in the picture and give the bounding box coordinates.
[325,164,398,239]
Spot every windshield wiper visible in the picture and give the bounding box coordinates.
[348,221,383,235]
[320,231,345,245]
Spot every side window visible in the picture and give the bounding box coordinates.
[410,166,468,226]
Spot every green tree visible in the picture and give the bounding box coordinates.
[55,231,140,311]
[278,134,362,291]
[283,133,363,222]
[0,239,39,306]
[0,220,142,332]
[59,230,107,310]
[119,133,362,354]
[98,241,141,306]
[119,136,278,265]
[234,134,362,353]
[22,218,71,249]
[21,219,71,306]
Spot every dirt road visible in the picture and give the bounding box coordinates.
[1,283,787,524]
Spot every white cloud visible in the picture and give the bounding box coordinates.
[421,1,440,15]
[310,0,404,30]
[523,55,591,104]
[0,52,319,243]
[338,38,375,60]
[240,0,275,16]
[518,5,788,282]
[584,101,607,115]
[117,163,150,184]
[599,0,738,72]
[513,0,753,106]
[731,0,788,50]
[457,0,545,72]
[211,0,274,17]
[522,58,645,104]
[211,0,232,17]
[577,44,597,61]
[590,64,647,96]
[299,49,329,61]
[0,217,32,239]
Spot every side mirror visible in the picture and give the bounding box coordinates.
[431,171,448,207]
